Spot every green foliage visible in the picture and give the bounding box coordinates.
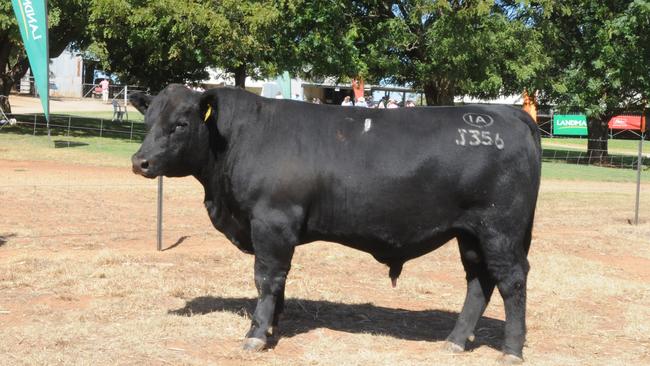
[88,0,291,89]
[538,1,650,117]
[89,0,216,91]
[4,0,649,117]
[0,0,91,57]
[0,0,91,112]
[388,1,548,104]
[277,1,368,81]
[205,0,283,79]
[280,1,549,105]
[0,1,22,66]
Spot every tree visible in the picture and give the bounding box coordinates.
[89,0,216,91]
[370,1,550,105]
[535,0,650,159]
[274,1,369,83]
[0,0,91,112]
[89,0,287,90]
[277,1,549,106]
[204,0,283,87]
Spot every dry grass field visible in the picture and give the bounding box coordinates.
[1,155,649,366]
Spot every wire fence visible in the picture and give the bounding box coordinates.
[2,112,647,168]
[0,112,648,250]
[0,112,147,141]
[0,175,209,250]
[541,137,649,170]
[81,84,147,101]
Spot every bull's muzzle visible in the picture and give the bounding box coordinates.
[131,155,153,177]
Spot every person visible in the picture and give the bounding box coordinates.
[376,96,388,109]
[99,78,110,103]
[386,99,399,109]
[275,91,284,99]
[341,96,353,106]
[312,97,322,104]
[355,96,368,108]
[405,100,416,107]
[293,93,301,101]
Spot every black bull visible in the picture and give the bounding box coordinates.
[130,84,541,363]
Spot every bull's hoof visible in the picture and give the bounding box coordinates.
[500,353,524,365]
[443,341,465,353]
[242,338,266,352]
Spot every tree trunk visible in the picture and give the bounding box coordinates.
[0,75,13,113]
[0,54,31,114]
[586,115,609,164]
[233,64,246,88]
[0,33,12,113]
[0,94,10,114]
[423,79,455,106]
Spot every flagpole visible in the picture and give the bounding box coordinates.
[45,0,50,138]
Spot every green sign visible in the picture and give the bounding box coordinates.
[11,0,49,122]
[553,114,587,136]
[275,71,292,99]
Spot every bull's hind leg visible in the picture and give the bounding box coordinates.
[480,229,530,364]
[270,290,285,333]
[242,215,297,351]
[446,234,496,352]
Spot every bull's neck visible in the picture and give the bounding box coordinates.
[194,149,223,198]
[193,87,259,196]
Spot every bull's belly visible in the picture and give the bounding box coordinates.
[303,220,459,264]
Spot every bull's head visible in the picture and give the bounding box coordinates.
[130,84,221,178]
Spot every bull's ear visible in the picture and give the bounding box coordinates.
[198,88,219,124]
[129,92,153,115]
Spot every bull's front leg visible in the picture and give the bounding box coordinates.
[242,216,296,351]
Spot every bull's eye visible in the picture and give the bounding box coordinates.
[172,122,189,134]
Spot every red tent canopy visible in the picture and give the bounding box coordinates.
[608,115,646,131]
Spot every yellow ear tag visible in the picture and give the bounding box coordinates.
[203,105,212,123]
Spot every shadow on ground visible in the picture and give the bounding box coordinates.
[0,233,16,247]
[170,296,504,351]
[163,235,190,251]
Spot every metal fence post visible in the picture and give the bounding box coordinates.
[33,113,37,135]
[157,176,163,251]
[634,133,644,225]
[99,119,103,138]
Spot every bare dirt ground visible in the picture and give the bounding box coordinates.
[7,94,114,114]
[1,158,649,366]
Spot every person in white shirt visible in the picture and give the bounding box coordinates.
[341,96,353,106]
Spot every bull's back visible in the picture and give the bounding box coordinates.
[233,101,540,245]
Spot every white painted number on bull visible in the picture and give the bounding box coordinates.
[469,130,481,146]
[494,133,504,149]
[456,128,466,146]
[462,113,494,128]
[455,129,504,150]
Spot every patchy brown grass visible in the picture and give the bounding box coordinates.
[1,159,649,366]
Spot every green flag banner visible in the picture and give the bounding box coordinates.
[276,71,291,99]
[11,0,49,122]
[553,114,588,136]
